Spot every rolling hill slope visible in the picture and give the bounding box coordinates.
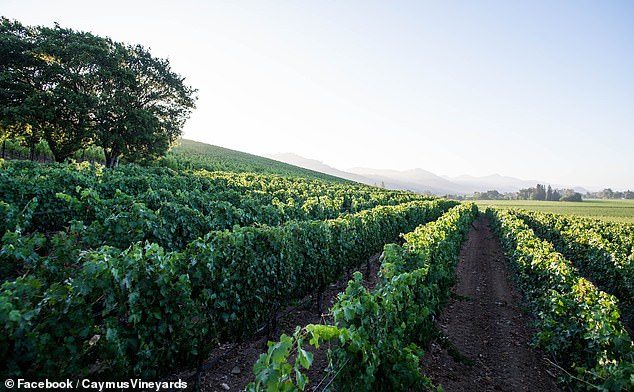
[166,139,353,183]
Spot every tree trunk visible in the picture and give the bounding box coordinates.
[1,139,5,159]
[104,150,121,168]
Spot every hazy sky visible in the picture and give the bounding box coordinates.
[3,1,633,189]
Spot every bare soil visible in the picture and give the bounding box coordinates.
[420,216,563,392]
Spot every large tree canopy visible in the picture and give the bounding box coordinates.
[95,43,197,168]
[0,17,197,167]
[0,18,46,159]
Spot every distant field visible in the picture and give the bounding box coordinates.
[474,199,634,223]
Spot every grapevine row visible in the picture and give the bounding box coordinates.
[247,203,477,391]
[0,160,430,251]
[0,199,454,379]
[512,209,634,330]
[487,208,633,391]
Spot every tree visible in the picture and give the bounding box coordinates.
[473,190,505,200]
[35,24,114,162]
[533,184,546,201]
[601,188,615,199]
[518,188,531,200]
[561,192,582,202]
[1,18,197,167]
[94,43,197,168]
[1,19,108,162]
[0,17,47,160]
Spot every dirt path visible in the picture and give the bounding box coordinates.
[421,216,563,392]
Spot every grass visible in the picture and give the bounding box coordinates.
[474,199,634,224]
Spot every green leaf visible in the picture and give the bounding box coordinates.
[269,335,293,363]
[295,369,308,390]
[9,310,21,322]
[297,347,313,369]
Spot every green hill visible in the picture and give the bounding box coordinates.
[162,139,352,183]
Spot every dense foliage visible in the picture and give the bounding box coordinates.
[247,203,477,391]
[487,208,634,391]
[0,17,196,167]
[513,209,634,330]
[0,157,449,379]
[0,160,431,255]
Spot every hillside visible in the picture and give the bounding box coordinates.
[166,139,353,183]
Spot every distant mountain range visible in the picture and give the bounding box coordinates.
[265,153,591,195]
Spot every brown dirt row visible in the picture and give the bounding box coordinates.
[420,216,563,392]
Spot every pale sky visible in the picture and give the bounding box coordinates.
[3,0,633,189]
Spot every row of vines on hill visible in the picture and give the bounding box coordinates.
[487,208,633,391]
[247,203,477,391]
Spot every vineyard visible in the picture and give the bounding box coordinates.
[0,156,452,379]
[244,207,633,391]
[246,203,478,391]
[0,150,633,391]
[487,208,633,390]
